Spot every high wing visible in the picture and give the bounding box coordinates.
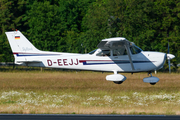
[97,37,135,70]
[97,37,128,49]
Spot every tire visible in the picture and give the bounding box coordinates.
[113,81,123,84]
[150,83,156,85]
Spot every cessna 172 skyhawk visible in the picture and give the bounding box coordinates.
[5,30,175,85]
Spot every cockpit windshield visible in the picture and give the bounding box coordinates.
[130,43,142,54]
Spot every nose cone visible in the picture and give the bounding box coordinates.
[167,54,175,60]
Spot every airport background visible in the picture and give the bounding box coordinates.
[0,0,180,71]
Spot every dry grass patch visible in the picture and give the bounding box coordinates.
[0,71,180,114]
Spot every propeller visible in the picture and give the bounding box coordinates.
[167,41,175,73]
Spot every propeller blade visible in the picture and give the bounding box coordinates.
[168,60,171,73]
[167,41,170,54]
[167,41,174,73]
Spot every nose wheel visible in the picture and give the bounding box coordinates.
[150,83,156,85]
[143,72,159,85]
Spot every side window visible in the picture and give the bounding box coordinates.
[113,48,127,56]
[96,50,110,56]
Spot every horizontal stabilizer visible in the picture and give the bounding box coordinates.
[22,61,42,63]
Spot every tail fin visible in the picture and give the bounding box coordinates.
[5,30,40,53]
[5,30,40,63]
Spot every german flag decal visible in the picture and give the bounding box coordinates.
[15,36,20,39]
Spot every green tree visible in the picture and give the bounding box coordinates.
[23,1,66,51]
[0,0,27,62]
[58,0,95,53]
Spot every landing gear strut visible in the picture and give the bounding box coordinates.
[147,72,156,85]
[148,72,152,77]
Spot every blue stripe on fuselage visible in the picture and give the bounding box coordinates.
[15,54,60,57]
[81,61,153,65]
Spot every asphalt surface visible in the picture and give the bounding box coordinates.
[0,114,180,120]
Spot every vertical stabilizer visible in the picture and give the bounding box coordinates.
[5,30,40,53]
[5,31,40,63]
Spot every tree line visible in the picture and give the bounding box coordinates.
[0,0,180,71]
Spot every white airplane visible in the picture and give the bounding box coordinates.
[5,30,175,85]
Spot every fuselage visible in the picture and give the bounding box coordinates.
[5,30,173,85]
[17,49,166,73]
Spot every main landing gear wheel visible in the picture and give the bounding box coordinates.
[113,81,123,84]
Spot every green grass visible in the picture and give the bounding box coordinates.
[0,71,180,114]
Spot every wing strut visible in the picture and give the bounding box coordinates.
[125,42,135,71]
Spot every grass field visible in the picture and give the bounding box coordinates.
[0,70,180,114]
